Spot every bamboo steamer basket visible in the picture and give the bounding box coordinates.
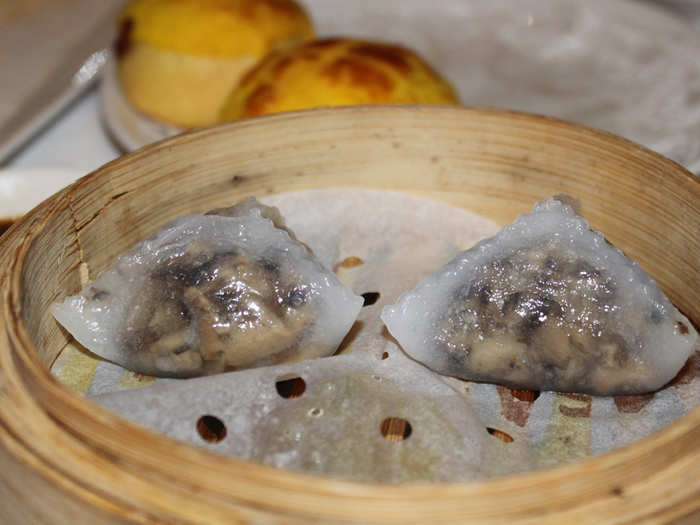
[0,106,698,524]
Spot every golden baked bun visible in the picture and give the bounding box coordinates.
[115,0,314,128]
[218,38,459,120]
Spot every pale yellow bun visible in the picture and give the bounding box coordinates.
[218,38,459,120]
[115,0,314,127]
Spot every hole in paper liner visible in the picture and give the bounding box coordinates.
[380,351,389,360]
[362,292,380,306]
[308,407,323,417]
[380,417,412,442]
[196,415,227,443]
[275,376,306,399]
[333,256,364,272]
[510,389,540,403]
[486,427,514,443]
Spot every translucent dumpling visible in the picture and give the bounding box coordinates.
[53,199,363,377]
[382,198,697,395]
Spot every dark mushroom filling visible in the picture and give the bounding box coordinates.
[122,241,311,377]
[436,244,651,393]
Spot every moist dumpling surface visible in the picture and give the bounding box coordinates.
[382,198,698,395]
[53,199,363,377]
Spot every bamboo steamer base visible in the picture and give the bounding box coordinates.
[0,106,698,524]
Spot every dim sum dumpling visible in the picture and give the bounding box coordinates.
[52,198,363,377]
[382,198,697,395]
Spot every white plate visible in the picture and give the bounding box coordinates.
[0,169,81,220]
[102,0,700,174]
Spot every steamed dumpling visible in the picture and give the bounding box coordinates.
[382,198,697,395]
[53,199,363,377]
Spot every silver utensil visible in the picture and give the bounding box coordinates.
[0,48,108,165]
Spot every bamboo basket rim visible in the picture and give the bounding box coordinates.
[1,105,699,523]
